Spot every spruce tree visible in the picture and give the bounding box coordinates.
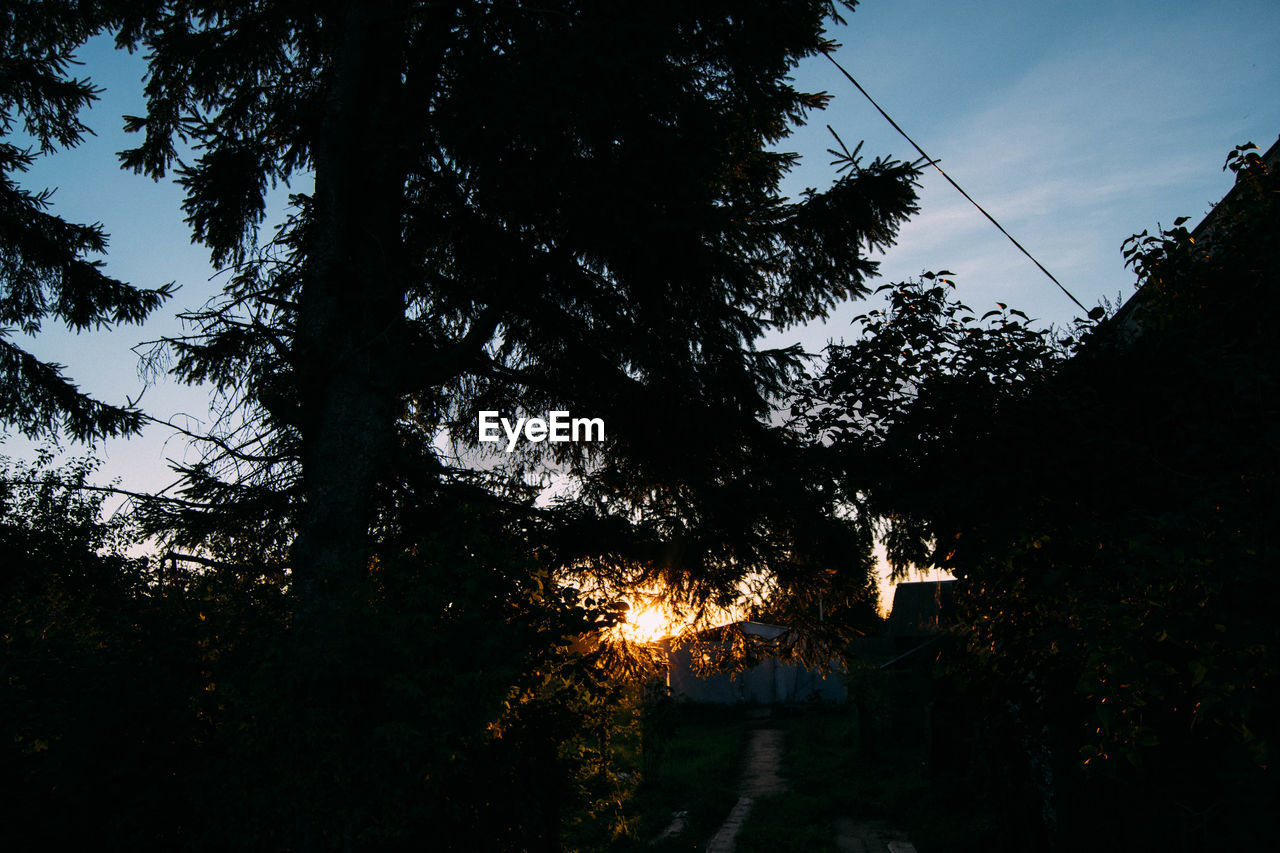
[0,3,170,440]
[116,0,918,619]
[5,2,925,845]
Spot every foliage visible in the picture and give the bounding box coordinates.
[0,3,171,440]
[0,452,200,846]
[610,703,751,852]
[112,0,917,630]
[801,143,1280,847]
[102,5,914,843]
[9,3,922,847]
[731,704,1000,853]
[792,270,1095,589]
[0,451,652,849]
[184,502,641,852]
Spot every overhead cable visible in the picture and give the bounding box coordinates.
[824,52,1092,316]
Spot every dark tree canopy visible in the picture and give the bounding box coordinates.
[115,0,918,632]
[0,2,170,441]
[802,142,1279,848]
[13,3,922,847]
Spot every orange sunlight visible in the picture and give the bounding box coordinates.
[609,588,748,645]
[614,601,679,644]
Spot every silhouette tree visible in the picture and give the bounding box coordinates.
[0,4,171,440]
[116,0,917,626]
[800,143,1280,848]
[99,2,920,845]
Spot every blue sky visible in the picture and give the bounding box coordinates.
[4,0,1279,512]
[771,0,1280,350]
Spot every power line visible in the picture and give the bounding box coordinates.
[823,52,1093,317]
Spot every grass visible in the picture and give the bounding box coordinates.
[608,703,751,851]
[586,664,1004,851]
[734,707,865,853]
[732,698,1002,852]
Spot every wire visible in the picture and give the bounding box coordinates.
[824,52,1092,316]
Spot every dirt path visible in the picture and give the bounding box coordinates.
[702,720,919,853]
[705,727,786,852]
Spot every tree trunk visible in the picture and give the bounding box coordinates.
[287,4,408,847]
[292,0,408,617]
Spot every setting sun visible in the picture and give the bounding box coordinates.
[610,592,748,644]
[614,602,678,644]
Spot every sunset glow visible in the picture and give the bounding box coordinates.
[614,601,679,644]
[609,590,749,645]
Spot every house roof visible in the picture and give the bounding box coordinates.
[1110,134,1280,338]
[886,580,955,638]
[692,620,788,642]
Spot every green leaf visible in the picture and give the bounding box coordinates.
[1190,660,1208,686]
